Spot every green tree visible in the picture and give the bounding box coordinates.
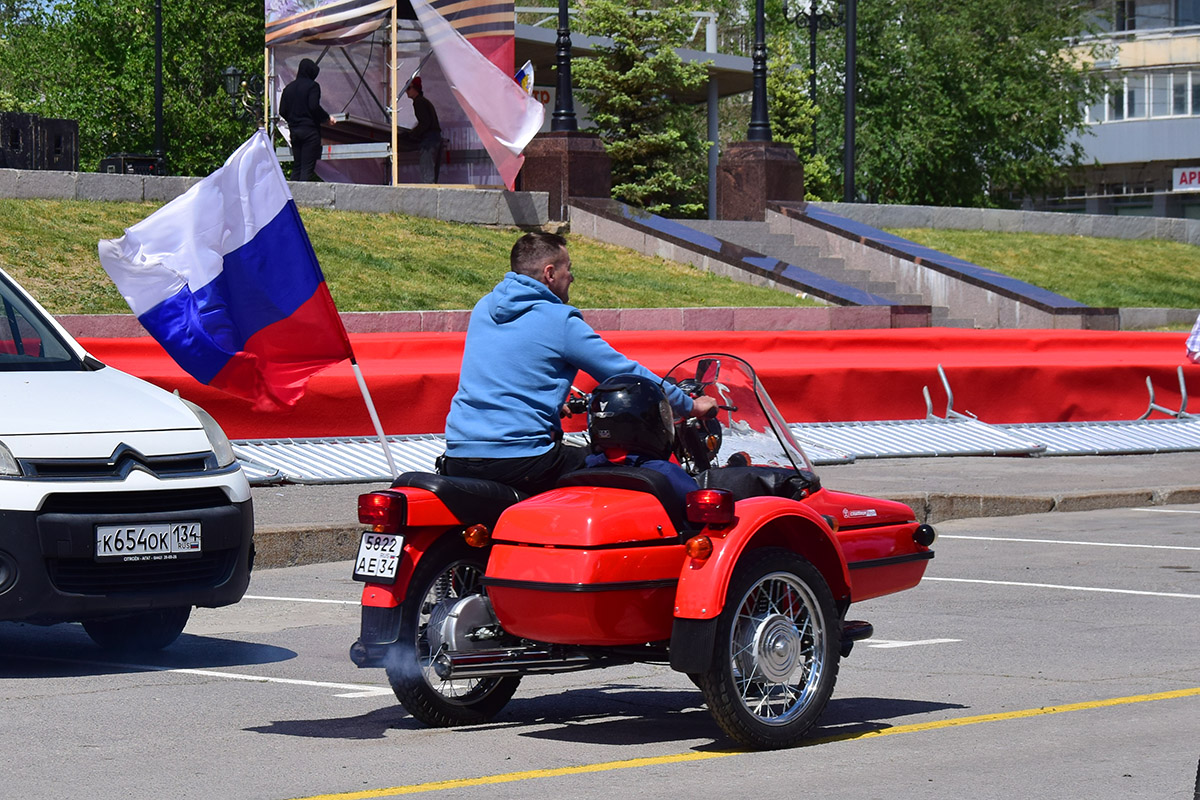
[574,0,712,217]
[765,34,834,200]
[0,0,261,176]
[813,0,1110,206]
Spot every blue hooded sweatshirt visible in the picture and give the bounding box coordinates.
[444,272,694,459]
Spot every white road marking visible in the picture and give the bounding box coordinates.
[147,666,394,698]
[25,655,393,697]
[864,638,961,648]
[243,594,360,605]
[925,576,1200,599]
[1131,507,1200,514]
[939,535,1200,551]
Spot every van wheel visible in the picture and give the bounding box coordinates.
[697,548,840,750]
[82,607,191,652]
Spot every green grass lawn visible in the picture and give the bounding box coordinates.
[0,199,817,315]
[887,227,1200,309]
[2,198,1198,315]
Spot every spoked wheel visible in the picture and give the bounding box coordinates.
[698,548,840,749]
[386,536,519,727]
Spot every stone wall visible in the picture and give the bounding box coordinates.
[0,167,550,228]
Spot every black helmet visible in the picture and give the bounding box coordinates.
[588,374,675,460]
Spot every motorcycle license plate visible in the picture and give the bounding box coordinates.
[95,522,201,562]
[352,532,403,583]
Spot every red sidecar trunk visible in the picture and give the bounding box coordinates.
[484,486,686,646]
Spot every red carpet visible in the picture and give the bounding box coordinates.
[80,328,1198,441]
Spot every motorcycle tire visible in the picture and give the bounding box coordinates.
[697,548,840,750]
[387,535,520,727]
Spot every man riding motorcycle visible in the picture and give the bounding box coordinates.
[440,232,716,494]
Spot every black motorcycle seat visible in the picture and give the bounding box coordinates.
[697,465,821,501]
[390,472,528,528]
[556,465,691,534]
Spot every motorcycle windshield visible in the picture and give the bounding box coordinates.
[666,354,813,473]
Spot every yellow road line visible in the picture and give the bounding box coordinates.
[290,686,1200,800]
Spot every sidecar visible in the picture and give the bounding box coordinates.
[349,354,934,750]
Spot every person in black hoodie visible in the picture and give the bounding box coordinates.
[279,58,335,181]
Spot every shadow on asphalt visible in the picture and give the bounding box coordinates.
[0,621,297,678]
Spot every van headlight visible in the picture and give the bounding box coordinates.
[180,399,237,468]
[0,441,21,476]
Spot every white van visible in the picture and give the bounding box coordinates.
[0,266,253,651]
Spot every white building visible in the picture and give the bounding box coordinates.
[1044,0,1200,217]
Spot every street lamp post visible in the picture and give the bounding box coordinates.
[843,0,856,202]
[550,0,578,132]
[154,0,165,175]
[746,0,771,141]
[782,0,839,156]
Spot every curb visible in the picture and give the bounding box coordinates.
[247,486,1200,570]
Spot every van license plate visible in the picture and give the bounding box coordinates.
[95,522,202,561]
[353,532,403,583]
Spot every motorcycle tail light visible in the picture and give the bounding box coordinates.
[358,491,406,532]
[463,524,491,548]
[686,488,735,527]
[684,535,713,560]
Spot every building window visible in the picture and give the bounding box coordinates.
[1127,73,1148,117]
[1174,73,1191,114]
[1178,0,1200,26]
[1109,77,1127,120]
[1152,73,1173,115]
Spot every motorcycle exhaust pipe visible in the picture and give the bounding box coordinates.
[433,646,605,680]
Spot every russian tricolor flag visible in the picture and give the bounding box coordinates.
[98,129,352,411]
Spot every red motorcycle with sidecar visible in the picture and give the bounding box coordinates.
[349,354,935,749]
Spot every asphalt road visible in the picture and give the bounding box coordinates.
[2,504,1198,800]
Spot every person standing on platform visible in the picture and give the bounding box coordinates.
[279,57,335,182]
[1186,312,1200,364]
[396,77,442,183]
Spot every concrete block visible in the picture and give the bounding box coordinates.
[254,525,360,569]
[499,190,548,227]
[1155,487,1200,505]
[582,308,622,331]
[145,176,200,203]
[683,306,735,331]
[924,493,1053,523]
[340,311,425,333]
[1053,489,1155,512]
[333,183,392,214]
[421,310,472,332]
[931,206,983,231]
[1154,216,1188,243]
[15,170,76,199]
[726,307,799,331]
[620,307,683,330]
[437,188,501,224]
[289,181,336,209]
[1089,215,1156,240]
[56,314,146,338]
[591,215,647,253]
[391,186,439,218]
[566,205,599,237]
[1033,211,1083,236]
[0,168,17,197]
[77,172,143,202]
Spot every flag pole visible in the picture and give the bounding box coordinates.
[349,355,399,480]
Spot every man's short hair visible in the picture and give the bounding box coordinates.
[511,232,568,278]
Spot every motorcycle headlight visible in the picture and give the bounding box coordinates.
[0,440,21,477]
[180,398,237,468]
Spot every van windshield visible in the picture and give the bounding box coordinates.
[0,274,84,371]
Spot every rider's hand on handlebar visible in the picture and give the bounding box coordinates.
[690,396,719,419]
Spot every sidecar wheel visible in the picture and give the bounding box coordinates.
[697,548,840,750]
[387,537,519,727]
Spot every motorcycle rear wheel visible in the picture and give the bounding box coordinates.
[698,548,840,749]
[387,536,519,726]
